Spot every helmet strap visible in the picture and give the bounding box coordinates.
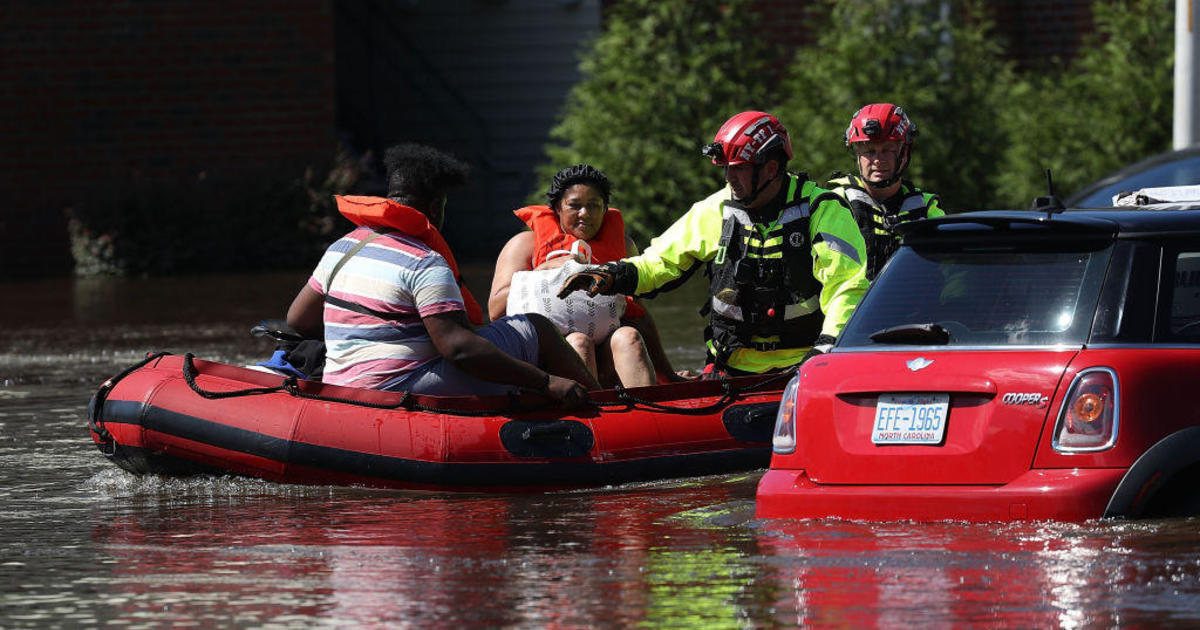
[745,160,780,203]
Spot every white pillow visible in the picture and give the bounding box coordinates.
[506,259,626,342]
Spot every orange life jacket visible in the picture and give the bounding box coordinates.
[336,195,485,325]
[514,205,645,319]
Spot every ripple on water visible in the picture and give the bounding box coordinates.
[81,468,342,503]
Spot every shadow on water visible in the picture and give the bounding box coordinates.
[3,272,1200,628]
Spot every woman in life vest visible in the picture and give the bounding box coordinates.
[489,165,679,387]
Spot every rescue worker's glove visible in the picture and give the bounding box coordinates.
[557,261,638,298]
[800,334,836,364]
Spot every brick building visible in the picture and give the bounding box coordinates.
[748,0,1095,69]
[0,1,336,279]
[0,0,1094,280]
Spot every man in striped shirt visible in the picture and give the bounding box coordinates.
[286,144,597,406]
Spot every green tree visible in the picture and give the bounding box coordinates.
[774,0,1012,212]
[997,0,1174,206]
[537,0,771,243]
[542,0,1173,223]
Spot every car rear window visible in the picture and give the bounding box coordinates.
[1166,249,1200,340]
[840,245,1113,348]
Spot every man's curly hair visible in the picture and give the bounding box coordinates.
[384,143,470,207]
[545,164,611,210]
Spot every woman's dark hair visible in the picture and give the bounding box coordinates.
[384,143,470,207]
[546,164,611,210]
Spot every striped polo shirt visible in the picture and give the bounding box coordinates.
[308,226,465,388]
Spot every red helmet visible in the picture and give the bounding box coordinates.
[702,111,793,166]
[844,103,916,147]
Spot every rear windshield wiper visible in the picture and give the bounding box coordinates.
[868,323,951,345]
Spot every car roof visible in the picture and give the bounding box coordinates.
[900,206,1200,242]
[1064,147,1200,207]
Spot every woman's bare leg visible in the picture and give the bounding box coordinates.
[524,315,601,390]
[608,325,655,388]
[623,310,687,383]
[564,331,598,380]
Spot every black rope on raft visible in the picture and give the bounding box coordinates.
[597,367,798,415]
[182,353,293,399]
[279,376,563,417]
[180,353,560,417]
[736,367,799,392]
[89,351,173,453]
[600,381,737,415]
[176,353,797,418]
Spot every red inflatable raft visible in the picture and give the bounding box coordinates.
[88,353,787,491]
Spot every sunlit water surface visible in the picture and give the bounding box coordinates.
[2,271,1199,628]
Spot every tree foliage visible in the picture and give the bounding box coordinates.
[537,0,770,243]
[542,0,1176,224]
[996,0,1174,205]
[775,0,1011,211]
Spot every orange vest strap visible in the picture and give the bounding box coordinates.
[512,204,644,319]
[514,205,629,267]
[335,195,485,325]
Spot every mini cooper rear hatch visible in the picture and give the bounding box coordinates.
[757,188,1200,522]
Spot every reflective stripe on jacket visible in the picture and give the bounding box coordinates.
[624,173,869,373]
[827,174,943,281]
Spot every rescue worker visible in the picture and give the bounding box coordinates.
[826,103,943,281]
[558,111,870,376]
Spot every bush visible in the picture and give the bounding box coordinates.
[774,0,1012,212]
[543,0,1173,218]
[995,0,1174,206]
[536,0,771,243]
[67,148,370,276]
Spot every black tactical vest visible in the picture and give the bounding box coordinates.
[705,177,826,363]
[829,175,936,280]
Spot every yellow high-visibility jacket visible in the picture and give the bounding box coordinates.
[827,173,944,281]
[625,173,869,373]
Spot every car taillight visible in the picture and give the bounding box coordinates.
[1052,367,1119,453]
[772,374,801,454]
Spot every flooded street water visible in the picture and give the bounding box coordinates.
[3,270,1200,628]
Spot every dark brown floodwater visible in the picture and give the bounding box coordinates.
[2,270,1199,628]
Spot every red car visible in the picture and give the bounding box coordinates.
[758,188,1200,522]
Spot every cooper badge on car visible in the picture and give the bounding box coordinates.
[1001,392,1049,408]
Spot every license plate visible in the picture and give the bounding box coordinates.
[872,393,949,445]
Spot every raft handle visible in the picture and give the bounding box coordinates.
[89,351,172,456]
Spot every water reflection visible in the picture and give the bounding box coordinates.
[86,477,753,628]
[754,518,1200,629]
[80,467,1200,629]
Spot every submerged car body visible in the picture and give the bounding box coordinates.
[757,190,1200,522]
